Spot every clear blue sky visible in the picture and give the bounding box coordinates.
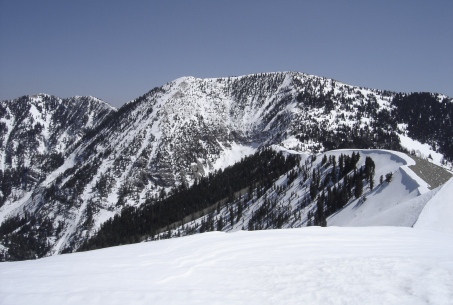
[1,0,452,107]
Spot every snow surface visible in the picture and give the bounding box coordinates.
[1,227,452,305]
[414,177,453,234]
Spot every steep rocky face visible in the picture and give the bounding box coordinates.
[0,94,115,205]
[0,94,115,169]
[0,72,451,259]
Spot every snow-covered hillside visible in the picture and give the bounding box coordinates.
[327,150,430,227]
[1,226,452,305]
[157,149,450,242]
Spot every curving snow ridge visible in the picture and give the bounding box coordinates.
[326,149,434,227]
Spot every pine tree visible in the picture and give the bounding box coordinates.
[229,207,235,227]
[354,178,363,199]
[217,216,224,231]
[236,202,243,221]
[321,154,328,166]
[364,156,376,182]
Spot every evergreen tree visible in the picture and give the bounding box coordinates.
[229,207,235,227]
[354,178,363,199]
[217,216,224,231]
[364,156,376,182]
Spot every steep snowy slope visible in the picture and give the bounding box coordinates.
[155,148,450,243]
[327,150,431,227]
[0,94,115,204]
[1,227,452,305]
[0,94,116,257]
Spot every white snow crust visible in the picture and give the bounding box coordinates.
[1,227,452,305]
[414,177,453,234]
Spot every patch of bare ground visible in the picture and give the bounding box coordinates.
[408,154,452,189]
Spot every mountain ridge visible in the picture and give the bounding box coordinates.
[0,71,452,260]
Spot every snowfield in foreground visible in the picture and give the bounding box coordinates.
[1,227,452,305]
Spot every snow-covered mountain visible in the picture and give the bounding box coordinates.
[0,72,452,260]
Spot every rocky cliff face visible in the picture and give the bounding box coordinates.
[0,94,115,205]
[0,94,114,170]
[0,72,451,258]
